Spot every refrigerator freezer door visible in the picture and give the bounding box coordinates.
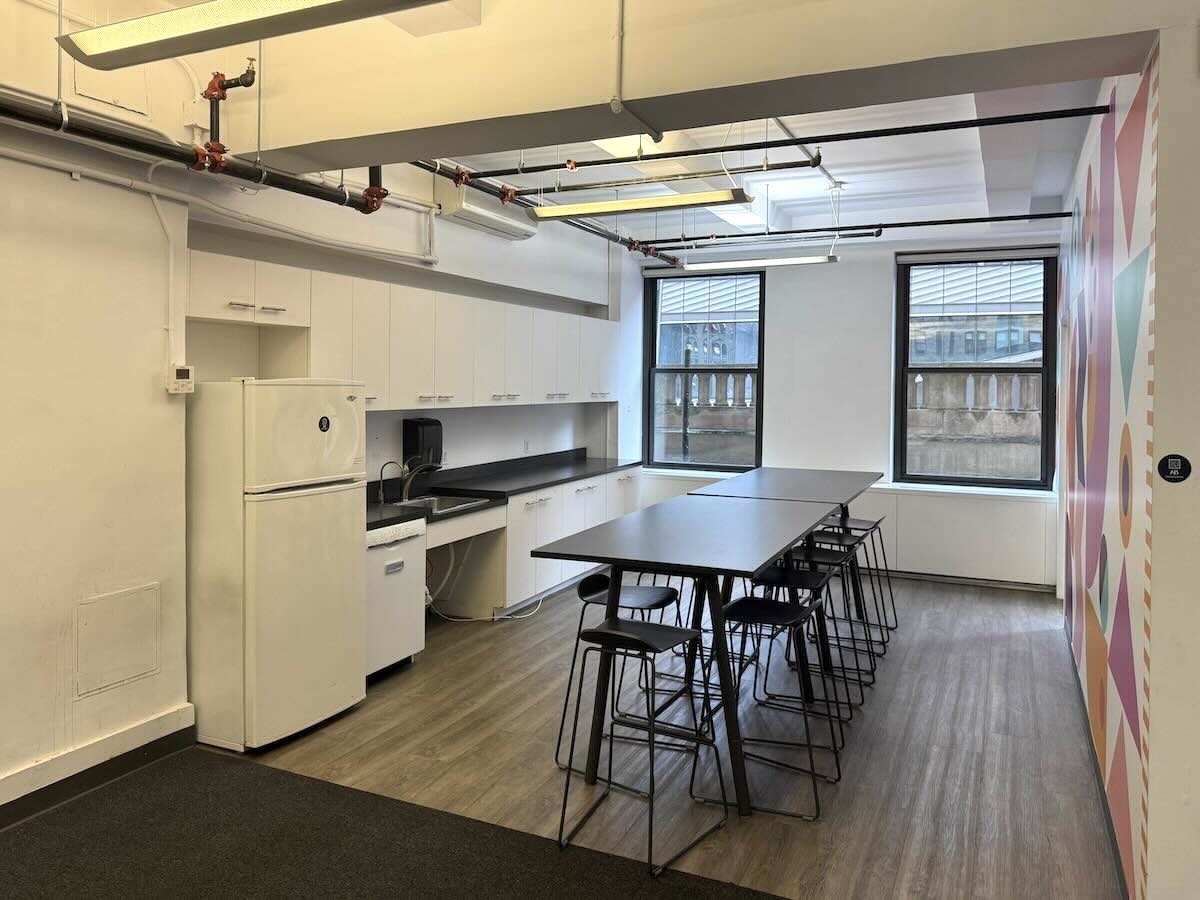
[244,380,366,493]
[244,480,366,747]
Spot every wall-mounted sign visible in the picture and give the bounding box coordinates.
[1157,454,1192,484]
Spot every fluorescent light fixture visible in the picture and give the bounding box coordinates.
[527,188,752,221]
[57,0,442,71]
[682,255,840,272]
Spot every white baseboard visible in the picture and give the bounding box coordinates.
[0,703,195,806]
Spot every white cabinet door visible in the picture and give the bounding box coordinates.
[352,279,390,409]
[555,314,582,402]
[534,485,566,594]
[596,320,619,400]
[389,284,437,410]
[531,309,558,403]
[504,305,533,403]
[469,298,507,404]
[434,293,472,407]
[309,272,353,379]
[605,467,642,520]
[505,493,538,606]
[579,318,618,401]
[253,261,310,327]
[188,250,255,322]
[563,477,605,579]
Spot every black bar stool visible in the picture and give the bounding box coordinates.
[558,617,728,876]
[789,544,878,693]
[554,572,679,772]
[822,513,899,629]
[811,528,890,655]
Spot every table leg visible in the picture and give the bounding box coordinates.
[583,565,623,784]
[706,574,752,816]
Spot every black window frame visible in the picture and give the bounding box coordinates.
[893,250,1058,491]
[643,270,766,473]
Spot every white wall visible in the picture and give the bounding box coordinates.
[1145,21,1200,899]
[635,239,1060,586]
[0,128,194,804]
[364,404,607,480]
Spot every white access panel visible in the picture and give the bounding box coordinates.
[243,379,366,492]
[244,480,366,747]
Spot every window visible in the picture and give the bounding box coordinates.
[644,273,764,470]
[895,252,1057,488]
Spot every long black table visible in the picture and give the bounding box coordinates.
[532,493,837,816]
[691,466,885,643]
[690,467,883,513]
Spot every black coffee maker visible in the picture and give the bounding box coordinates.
[402,417,442,467]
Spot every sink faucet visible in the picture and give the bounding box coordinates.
[378,460,404,505]
[401,461,442,501]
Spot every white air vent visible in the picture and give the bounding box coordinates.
[434,179,538,240]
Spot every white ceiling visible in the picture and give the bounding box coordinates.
[450,80,1099,254]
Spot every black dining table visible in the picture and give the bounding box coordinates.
[532,492,838,816]
[689,466,883,514]
[691,467,884,623]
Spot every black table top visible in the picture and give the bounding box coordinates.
[531,494,838,579]
[690,467,883,506]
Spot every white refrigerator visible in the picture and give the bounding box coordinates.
[187,378,367,750]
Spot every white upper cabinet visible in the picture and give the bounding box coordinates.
[504,304,533,403]
[389,284,437,410]
[555,314,581,403]
[434,293,472,407]
[580,317,619,401]
[531,310,558,403]
[309,272,354,379]
[532,310,582,403]
[352,278,390,408]
[188,250,255,322]
[253,261,310,327]
[469,298,507,404]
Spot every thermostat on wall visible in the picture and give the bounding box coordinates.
[166,364,195,394]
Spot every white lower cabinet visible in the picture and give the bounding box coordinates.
[505,484,570,606]
[562,477,606,580]
[605,467,642,520]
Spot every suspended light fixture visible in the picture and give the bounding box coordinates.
[681,255,839,272]
[57,0,443,71]
[527,188,753,221]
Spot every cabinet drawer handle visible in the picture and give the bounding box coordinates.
[259,305,288,312]
[366,396,378,401]
[437,394,454,400]
[545,393,556,399]
[418,394,437,401]
[491,393,505,400]
[506,393,520,399]
[524,500,538,508]
[384,560,406,575]
[227,300,256,309]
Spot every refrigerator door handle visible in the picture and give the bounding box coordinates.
[244,480,366,502]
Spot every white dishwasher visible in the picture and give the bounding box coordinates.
[365,518,427,675]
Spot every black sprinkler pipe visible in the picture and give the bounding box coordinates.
[0,93,371,213]
[467,105,1111,180]
[412,159,680,265]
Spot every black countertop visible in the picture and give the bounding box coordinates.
[436,457,640,499]
[366,449,641,531]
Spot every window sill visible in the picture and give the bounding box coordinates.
[641,467,739,481]
[870,481,1057,501]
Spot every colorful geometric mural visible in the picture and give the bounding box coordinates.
[1060,48,1157,900]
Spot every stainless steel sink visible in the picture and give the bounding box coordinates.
[391,495,490,516]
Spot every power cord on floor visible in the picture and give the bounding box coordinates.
[428,596,545,623]
[424,537,546,622]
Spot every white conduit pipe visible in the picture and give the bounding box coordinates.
[0,143,439,266]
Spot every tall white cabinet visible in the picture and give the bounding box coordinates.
[352,279,391,409]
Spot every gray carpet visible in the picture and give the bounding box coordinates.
[0,747,775,899]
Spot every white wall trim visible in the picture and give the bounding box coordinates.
[0,703,194,806]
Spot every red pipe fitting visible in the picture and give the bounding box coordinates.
[360,185,389,214]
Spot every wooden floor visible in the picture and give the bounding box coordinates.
[258,576,1123,899]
